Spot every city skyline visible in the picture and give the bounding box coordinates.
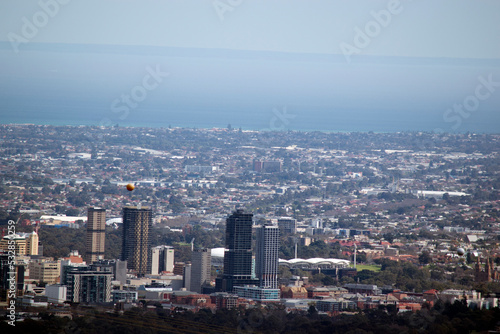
[0,125,499,333]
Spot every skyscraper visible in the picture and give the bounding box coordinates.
[216,209,259,292]
[151,245,175,275]
[121,206,152,277]
[27,231,39,256]
[85,207,106,264]
[190,248,211,293]
[256,224,280,289]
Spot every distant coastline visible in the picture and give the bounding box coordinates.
[1,120,499,135]
[2,43,499,134]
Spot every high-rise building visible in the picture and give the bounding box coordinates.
[65,267,113,303]
[278,218,297,235]
[256,224,280,289]
[190,248,211,293]
[90,259,128,285]
[151,245,175,275]
[85,207,106,263]
[0,232,39,256]
[121,206,152,277]
[27,231,39,255]
[216,209,259,292]
[183,263,192,291]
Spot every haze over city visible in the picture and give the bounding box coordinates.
[1,0,499,132]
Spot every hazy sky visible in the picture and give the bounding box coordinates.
[1,0,499,58]
[0,1,499,133]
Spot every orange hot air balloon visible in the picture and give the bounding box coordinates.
[126,184,135,191]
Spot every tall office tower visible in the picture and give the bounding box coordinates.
[190,248,211,293]
[85,207,106,264]
[256,224,280,289]
[278,218,297,235]
[27,231,39,255]
[121,206,152,277]
[216,209,259,292]
[151,245,175,275]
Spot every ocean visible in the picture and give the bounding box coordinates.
[1,43,499,133]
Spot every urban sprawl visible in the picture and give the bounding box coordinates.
[0,124,499,332]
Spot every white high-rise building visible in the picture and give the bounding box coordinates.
[151,245,175,275]
[256,224,280,289]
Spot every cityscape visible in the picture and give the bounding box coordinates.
[0,124,499,333]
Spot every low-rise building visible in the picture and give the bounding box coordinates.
[233,286,280,301]
[344,284,381,296]
[29,258,60,284]
[307,287,330,299]
[281,286,308,299]
[45,284,67,304]
[112,290,138,303]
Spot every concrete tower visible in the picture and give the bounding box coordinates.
[85,207,106,263]
[256,224,280,289]
[121,206,152,277]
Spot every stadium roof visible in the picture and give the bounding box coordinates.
[279,258,350,268]
[211,247,226,258]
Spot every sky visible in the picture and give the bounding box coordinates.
[0,0,499,132]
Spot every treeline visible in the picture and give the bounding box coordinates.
[355,259,500,294]
[2,300,500,334]
[38,226,122,260]
[280,240,345,260]
[33,224,224,262]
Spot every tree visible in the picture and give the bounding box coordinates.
[419,251,432,265]
[321,275,335,286]
[169,195,185,214]
[66,208,80,216]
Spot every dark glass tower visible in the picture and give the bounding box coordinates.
[121,206,152,277]
[216,209,259,292]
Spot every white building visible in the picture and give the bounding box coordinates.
[151,245,175,275]
[45,284,67,304]
[256,224,280,289]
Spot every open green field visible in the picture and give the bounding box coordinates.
[175,242,191,246]
[352,264,382,272]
